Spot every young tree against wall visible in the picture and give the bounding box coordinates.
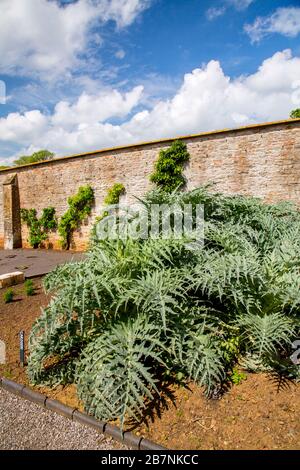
[150,140,190,193]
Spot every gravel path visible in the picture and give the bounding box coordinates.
[0,388,128,450]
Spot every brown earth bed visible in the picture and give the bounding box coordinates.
[0,278,299,450]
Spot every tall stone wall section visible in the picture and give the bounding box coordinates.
[0,119,299,251]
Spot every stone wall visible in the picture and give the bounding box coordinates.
[0,119,300,251]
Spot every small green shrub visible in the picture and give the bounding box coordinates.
[24,279,35,296]
[230,368,247,386]
[4,289,14,303]
[20,207,57,248]
[58,185,94,249]
[150,140,190,193]
[220,328,240,363]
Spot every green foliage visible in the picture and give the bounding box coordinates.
[24,279,35,296]
[290,109,300,119]
[76,316,164,427]
[230,368,246,386]
[150,140,190,193]
[237,313,294,358]
[174,321,226,395]
[40,207,57,231]
[91,183,125,245]
[98,183,125,221]
[20,209,44,248]
[58,185,94,249]
[220,329,241,364]
[1,150,54,170]
[20,207,57,248]
[4,289,14,303]
[13,150,54,167]
[28,185,300,427]
[104,183,125,206]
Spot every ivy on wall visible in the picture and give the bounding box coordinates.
[20,207,57,249]
[58,185,94,250]
[150,140,190,193]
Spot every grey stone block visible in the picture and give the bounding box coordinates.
[139,437,167,450]
[122,431,142,449]
[21,387,47,406]
[1,378,25,396]
[73,410,105,433]
[45,398,75,419]
[104,423,124,443]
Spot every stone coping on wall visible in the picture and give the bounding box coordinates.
[1,118,300,173]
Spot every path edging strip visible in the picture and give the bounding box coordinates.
[0,377,167,450]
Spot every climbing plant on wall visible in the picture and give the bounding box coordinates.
[58,185,94,250]
[91,183,125,243]
[150,140,190,193]
[20,207,57,249]
[99,183,125,220]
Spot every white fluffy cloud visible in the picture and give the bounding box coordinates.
[92,0,151,28]
[206,7,226,21]
[115,49,126,59]
[51,86,144,128]
[1,49,300,162]
[206,0,254,21]
[228,0,254,11]
[245,7,300,43]
[0,110,48,143]
[206,6,226,21]
[0,0,150,77]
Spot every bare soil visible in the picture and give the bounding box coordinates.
[0,279,299,450]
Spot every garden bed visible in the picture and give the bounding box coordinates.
[0,279,79,408]
[0,280,299,450]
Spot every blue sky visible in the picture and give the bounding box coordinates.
[0,0,300,164]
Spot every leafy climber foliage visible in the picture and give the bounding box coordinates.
[150,140,190,192]
[103,183,125,206]
[28,185,300,427]
[21,207,57,248]
[91,183,125,243]
[58,185,94,249]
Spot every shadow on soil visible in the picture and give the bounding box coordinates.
[125,380,186,431]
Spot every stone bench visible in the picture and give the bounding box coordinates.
[0,271,24,289]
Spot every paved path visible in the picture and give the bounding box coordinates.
[0,249,86,278]
[0,388,127,450]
